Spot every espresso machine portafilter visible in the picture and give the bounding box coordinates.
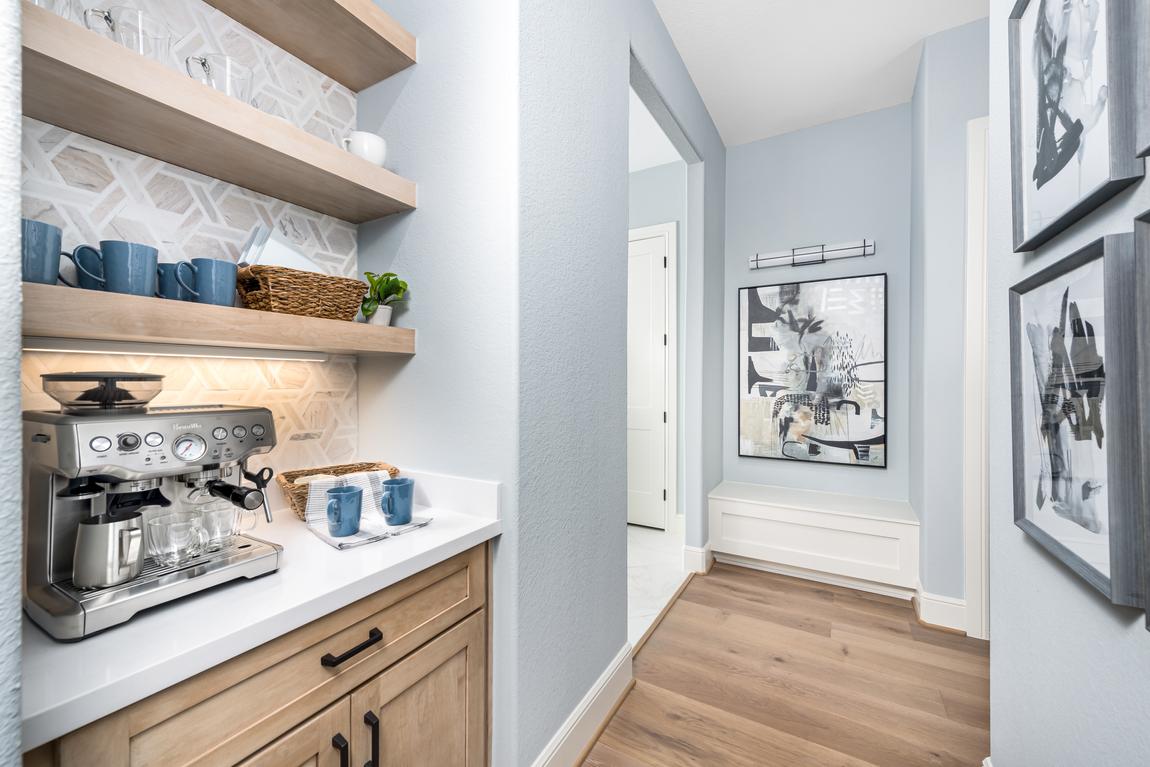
[24,372,283,641]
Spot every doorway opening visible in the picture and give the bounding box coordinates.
[626,82,690,647]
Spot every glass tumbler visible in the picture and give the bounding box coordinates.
[146,512,207,567]
[185,54,254,104]
[85,7,176,64]
[29,0,82,22]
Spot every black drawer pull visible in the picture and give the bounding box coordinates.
[364,710,380,767]
[332,733,350,767]
[321,627,384,668]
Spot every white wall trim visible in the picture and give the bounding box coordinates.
[530,643,633,767]
[683,543,712,573]
[983,758,993,767]
[715,553,916,601]
[914,590,968,632]
[962,115,991,640]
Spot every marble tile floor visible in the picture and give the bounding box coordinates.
[628,523,688,646]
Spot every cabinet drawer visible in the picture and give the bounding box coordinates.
[52,545,486,767]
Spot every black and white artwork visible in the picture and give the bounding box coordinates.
[1008,0,1142,252]
[1009,234,1143,606]
[738,274,886,468]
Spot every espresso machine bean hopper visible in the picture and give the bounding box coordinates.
[23,372,283,640]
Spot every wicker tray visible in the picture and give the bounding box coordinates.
[237,265,367,321]
[277,461,400,521]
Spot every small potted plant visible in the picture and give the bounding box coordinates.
[361,271,409,326]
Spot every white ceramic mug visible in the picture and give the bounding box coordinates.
[342,131,387,166]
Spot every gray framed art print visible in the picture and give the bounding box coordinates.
[1008,0,1143,252]
[738,273,887,469]
[1009,234,1144,607]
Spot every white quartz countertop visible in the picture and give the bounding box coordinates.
[22,470,501,750]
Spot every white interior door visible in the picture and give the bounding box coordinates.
[627,229,668,529]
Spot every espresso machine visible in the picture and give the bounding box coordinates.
[24,372,283,640]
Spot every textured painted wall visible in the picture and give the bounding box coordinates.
[353,0,521,762]
[723,106,913,502]
[909,19,989,599]
[627,0,727,550]
[1,0,23,758]
[987,1,1150,763]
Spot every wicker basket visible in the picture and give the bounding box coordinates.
[277,461,400,521]
[237,265,367,321]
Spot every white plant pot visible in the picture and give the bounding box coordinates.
[367,305,393,326]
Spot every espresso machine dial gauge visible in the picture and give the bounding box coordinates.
[173,433,208,462]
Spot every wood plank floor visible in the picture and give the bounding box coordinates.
[583,563,989,767]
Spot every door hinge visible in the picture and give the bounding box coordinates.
[663,333,667,346]
[663,256,667,268]
[663,489,667,501]
[663,411,667,423]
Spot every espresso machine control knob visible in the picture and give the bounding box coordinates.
[118,433,141,451]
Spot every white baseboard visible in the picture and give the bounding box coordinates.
[530,643,633,767]
[914,590,967,632]
[983,758,993,767]
[683,543,712,573]
[714,553,915,601]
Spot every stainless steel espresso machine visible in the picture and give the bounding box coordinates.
[24,372,283,640]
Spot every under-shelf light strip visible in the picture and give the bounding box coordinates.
[749,239,876,271]
[22,337,329,363]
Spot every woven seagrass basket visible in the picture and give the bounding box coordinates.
[237,265,367,321]
[277,461,400,521]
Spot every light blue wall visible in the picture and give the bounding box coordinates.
[354,0,522,762]
[723,105,912,501]
[987,2,1150,764]
[0,0,21,760]
[358,2,724,764]
[910,19,989,598]
[629,161,686,256]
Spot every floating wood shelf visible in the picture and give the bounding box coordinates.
[21,1,416,223]
[22,284,416,357]
[204,0,416,92]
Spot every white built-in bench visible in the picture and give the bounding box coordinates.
[708,481,920,597]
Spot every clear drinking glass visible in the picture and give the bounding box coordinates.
[146,512,208,567]
[84,7,176,64]
[185,54,254,104]
[184,487,256,552]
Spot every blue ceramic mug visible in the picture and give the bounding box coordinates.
[66,241,158,295]
[326,486,362,537]
[380,477,414,526]
[176,258,237,307]
[156,262,194,300]
[21,219,72,286]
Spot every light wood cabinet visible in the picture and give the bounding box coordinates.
[27,545,488,767]
[350,612,486,767]
[237,699,351,767]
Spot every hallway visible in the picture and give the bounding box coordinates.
[585,564,990,766]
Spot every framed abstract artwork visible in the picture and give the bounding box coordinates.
[738,273,887,469]
[1009,234,1144,607]
[1008,0,1143,253]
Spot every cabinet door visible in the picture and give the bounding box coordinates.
[237,698,351,767]
[350,610,486,767]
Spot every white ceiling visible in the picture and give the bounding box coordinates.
[651,0,989,147]
[629,87,682,172]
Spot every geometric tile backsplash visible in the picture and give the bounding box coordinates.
[21,0,368,492]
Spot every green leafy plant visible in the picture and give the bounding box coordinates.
[361,271,409,319]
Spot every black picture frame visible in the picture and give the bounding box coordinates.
[737,272,888,470]
[1009,234,1144,607]
[1008,0,1143,253]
